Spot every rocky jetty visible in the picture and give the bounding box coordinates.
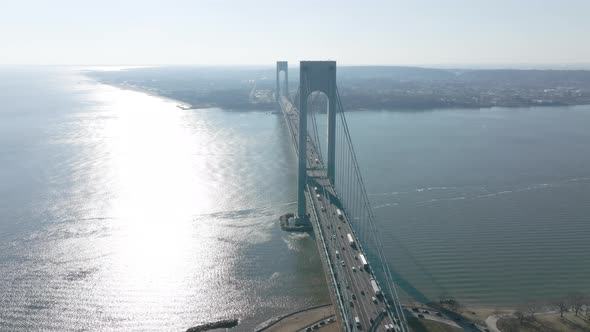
[186,319,239,332]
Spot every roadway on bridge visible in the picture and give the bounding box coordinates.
[280,96,401,332]
[308,146,398,332]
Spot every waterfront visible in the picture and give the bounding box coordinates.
[1,67,589,330]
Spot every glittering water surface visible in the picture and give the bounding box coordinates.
[1,67,589,331]
[0,68,329,331]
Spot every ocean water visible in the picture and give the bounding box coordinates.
[0,67,329,331]
[1,67,589,330]
[347,108,590,306]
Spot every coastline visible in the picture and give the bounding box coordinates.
[93,80,279,112]
[406,301,590,332]
[99,81,195,110]
[83,71,590,113]
[255,304,335,332]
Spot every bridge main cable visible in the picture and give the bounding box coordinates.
[334,87,410,332]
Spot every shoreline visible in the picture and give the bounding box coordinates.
[255,304,335,332]
[97,81,195,109]
[83,72,590,113]
[404,301,590,332]
[92,80,282,112]
[253,300,579,332]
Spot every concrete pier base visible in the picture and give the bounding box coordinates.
[279,213,313,232]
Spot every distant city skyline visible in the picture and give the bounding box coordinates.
[2,0,590,66]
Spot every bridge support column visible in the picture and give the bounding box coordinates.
[297,61,337,221]
[326,69,337,185]
[297,64,308,220]
[276,61,288,101]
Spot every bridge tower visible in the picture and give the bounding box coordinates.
[297,61,337,219]
[276,61,289,101]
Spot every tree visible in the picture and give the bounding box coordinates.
[552,297,569,318]
[438,293,462,312]
[514,311,525,324]
[438,293,451,306]
[525,301,542,320]
[567,292,585,316]
[503,319,520,332]
[582,293,590,318]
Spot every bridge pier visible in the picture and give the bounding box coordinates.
[276,61,337,225]
[276,61,289,101]
[294,61,339,223]
[300,61,337,184]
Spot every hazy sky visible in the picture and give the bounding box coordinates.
[2,0,589,66]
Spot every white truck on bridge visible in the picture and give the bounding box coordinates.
[347,233,355,248]
[359,254,368,270]
[336,208,343,220]
[370,278,382,297]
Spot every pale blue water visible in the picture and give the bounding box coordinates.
[1,67,589,331]
[0,67,329,331]
[348,108,590,305]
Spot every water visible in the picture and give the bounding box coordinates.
[1,68,589,330]
[0,67,329,331]
[347,108,590,306]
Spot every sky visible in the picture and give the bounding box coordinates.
[1,0,590,66]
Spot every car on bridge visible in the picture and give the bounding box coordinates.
[354,316,361,328]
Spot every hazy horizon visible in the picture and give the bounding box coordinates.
[3,63,590,71]
[2,0,589,66]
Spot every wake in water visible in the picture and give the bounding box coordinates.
[372,176,590,209]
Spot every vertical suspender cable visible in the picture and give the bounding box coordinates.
[336,87,409,332]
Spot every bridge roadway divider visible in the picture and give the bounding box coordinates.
[306,185,352,332]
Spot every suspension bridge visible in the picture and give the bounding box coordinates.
[276,61,409,332]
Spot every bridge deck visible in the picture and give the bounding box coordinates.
[279,97,402,332]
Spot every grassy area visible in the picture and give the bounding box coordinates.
[407,317,463,332]
[459,306,512,326]
[497,313,590,332]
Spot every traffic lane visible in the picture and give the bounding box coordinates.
[304,137,396,328]
[309,194,356,325]
[316,200,371,329]
[312,178,391,330]
[327,205,392,330]
[315,201,371,330]
[343,231,393,329]
[345,243,377,328]
[321,202,372,327]
[323,209,375,329]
